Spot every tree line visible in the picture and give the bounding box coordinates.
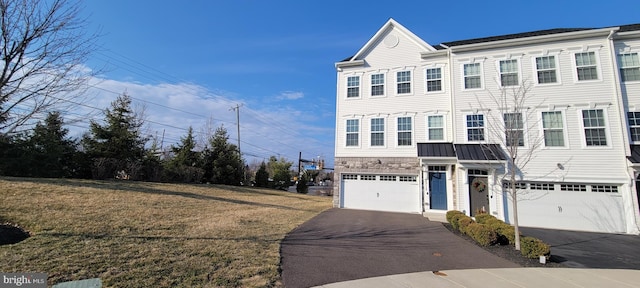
[0,93,294,186]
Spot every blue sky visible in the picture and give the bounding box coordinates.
[78,0,639,167]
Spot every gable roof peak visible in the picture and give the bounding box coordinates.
[349,18,436,61]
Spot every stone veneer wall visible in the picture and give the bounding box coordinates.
[332,157,420,207]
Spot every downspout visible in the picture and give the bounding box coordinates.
[607,28,640,234]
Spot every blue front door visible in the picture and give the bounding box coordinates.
[429,172,447,210]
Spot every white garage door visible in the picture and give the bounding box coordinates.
[506,183,626,233]
[341,174,421,213]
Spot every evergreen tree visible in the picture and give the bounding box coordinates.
[82,93,148,179]
[268,156,293,190]
[254,162,269,187]
[27,112,78,178]
[204,125,243,185]
[164,127,203,182]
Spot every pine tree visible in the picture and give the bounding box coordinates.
[204,126,243,185]
[164,127,203,182]
[254,162,269,187]
[27,112,78,178]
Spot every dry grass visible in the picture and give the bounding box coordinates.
[0,177,332,287]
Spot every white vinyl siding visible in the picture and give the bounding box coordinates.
[535,56,558,84]
[371,73,385,96]
[346,119,359,147]
[370,118,385,147]
[574,52,599,81]
[397,116,413,146]
[619,53,640,82]
[463,63,482,89]
[347,76,360,98]
[499,59,519,87]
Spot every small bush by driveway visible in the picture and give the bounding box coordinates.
[280,209,519,288]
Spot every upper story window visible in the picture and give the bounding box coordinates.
[425,68,442,92]
[504,112,524,146]
[535,56,558,84]
[499,60,519,86]
[397,116,413,146]
[370,118,385,147]
[466,114,485,141]
[463,63,482,89]
[371,73,385,96]
[581,109,607,146]
[541,111,565,147]
[427,115,444,141]
[346,119,359,147]
[396,71,412,94]
[347,76,360,98]
[628,112,640,142]
[575,52,599,81]
[619,53,640,82]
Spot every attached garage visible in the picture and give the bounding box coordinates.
[340,174,421,213]
[506,183,626,233]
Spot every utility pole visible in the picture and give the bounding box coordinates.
[230,104,242,156]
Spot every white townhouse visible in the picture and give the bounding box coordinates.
[333,19,640,234]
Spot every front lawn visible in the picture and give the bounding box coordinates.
[0,178,332,287]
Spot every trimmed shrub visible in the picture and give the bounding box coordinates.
[449,213,466,230]
[458,217,475,235]
[520,236,551,259]
[474,213,496,224]
[446,210,465,223]
[465,223,498,246]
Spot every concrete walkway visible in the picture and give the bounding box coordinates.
[314,268,640,288]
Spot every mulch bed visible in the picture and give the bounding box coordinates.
[443,223,563,268]
[0,223,30,245]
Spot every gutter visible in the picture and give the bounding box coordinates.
[335,60,365,71]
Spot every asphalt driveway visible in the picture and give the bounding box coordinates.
[520,227,640,269]
[280,209,519,288]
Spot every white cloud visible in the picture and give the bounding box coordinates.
[276,91,304,100]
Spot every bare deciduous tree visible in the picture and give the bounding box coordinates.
[0,0,98,134]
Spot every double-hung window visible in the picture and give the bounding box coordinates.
[619,53,640,82]
[427,115,444,141]
[499,60,519,86]
[425,68,442,92]
[347,76,360,98]
[370,118,385,146]
[542,111,565,147]
[346,119,359,147]
[575,52,599,81]
[582,109,607,146]
[397,117,412,146]
[536,56,558,84]
[628,112,640,142]
[463,63,482,89]
[371,74,385,96]
[466,114,485,141]
[503,113,524,146]
[397,71,412,94]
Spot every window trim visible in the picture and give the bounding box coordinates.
[533,55,561,86]
[578,108,611,148]
[424,66,445,94]
[498,59,521,87]
[396,116,414,147]
[395,70,414,96]
[346,75,361,99]
[345,118,361,148]
[369,117,386,148]
[465,113,485,143]
[426,114,446,142]
[370,73,386,97]
[619,52,640,82]
[462,62,484,90]
[540,110,569,149]
[572,51,601,83]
